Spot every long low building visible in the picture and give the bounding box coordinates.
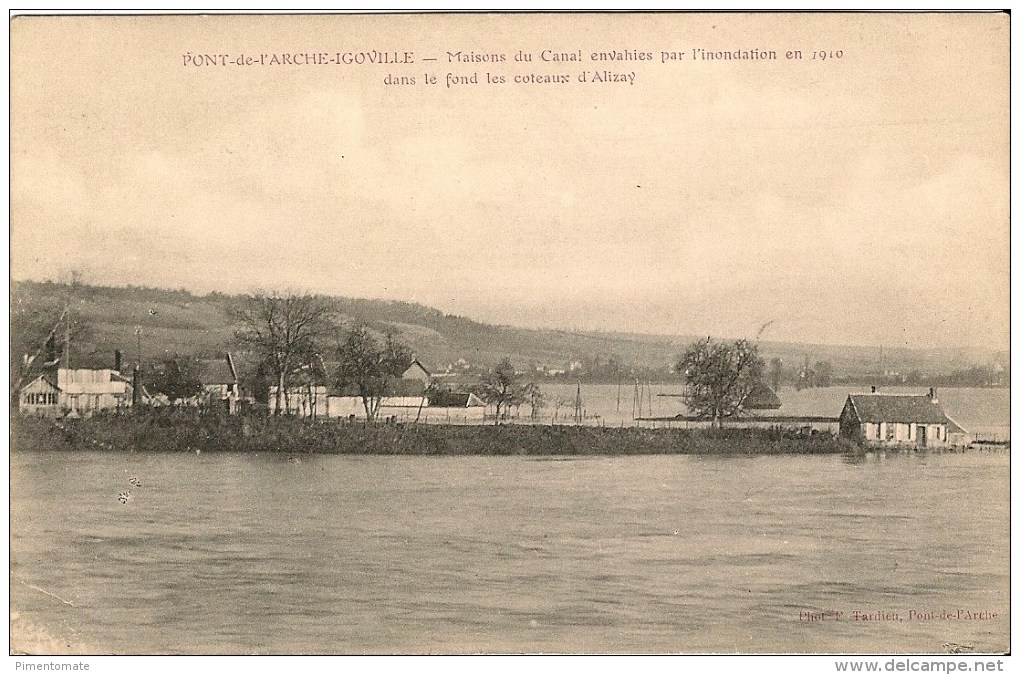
[838,388,970,448]
[267,384,486,422]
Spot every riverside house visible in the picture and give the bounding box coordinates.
[19,367,134,417]
[838,388,970,448]
[198,352,243,414]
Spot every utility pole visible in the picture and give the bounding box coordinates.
[632,378,638,420]
[574,382,582,425]
[132,326,142,407]
[63,304,71,370]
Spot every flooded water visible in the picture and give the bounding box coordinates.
[537,385,1010,440]
[10,449,1009,654]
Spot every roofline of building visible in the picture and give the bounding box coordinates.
[848,392,934,398]
[843,394,860,422]
[22,373,61,392]
[225,351,238,382]
[944,413,969,435]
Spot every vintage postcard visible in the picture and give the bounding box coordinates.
[9,11,1009,660]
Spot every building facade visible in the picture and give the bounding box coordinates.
[838,389,968,448]
[18,367,134,417]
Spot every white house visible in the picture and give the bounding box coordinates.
[18,374,62,416]
[838,388,969,448]
[19,367,134,417]
[267,385,330,418]
[325,379,428,421]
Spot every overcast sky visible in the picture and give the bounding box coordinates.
[10,13,1010,350]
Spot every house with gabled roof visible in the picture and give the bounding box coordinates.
[18,366,134,417]
[198,352,243,413]
[402,358,431,382]
[839,388,969,447]
[18,374,62,416]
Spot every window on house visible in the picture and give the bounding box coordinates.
[887,423,896,440]
[907,424,912,440]
[875,423,882,439]
[936,426,941,440]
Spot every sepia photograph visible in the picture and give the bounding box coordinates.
[8,10,1010,661]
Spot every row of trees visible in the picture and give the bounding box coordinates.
[142,329,768,429]
[231,293,417,421]
[231,293,544,423]
[767,357,834,392]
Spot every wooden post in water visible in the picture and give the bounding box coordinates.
[632,379,638,420]
[574,382,582,425]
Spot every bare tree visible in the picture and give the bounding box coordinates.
[335,323,412,422]
[475,357,531,425]
[677,337,766,428]
[232,292,335,415]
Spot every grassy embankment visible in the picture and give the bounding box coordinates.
[13,410,862,456]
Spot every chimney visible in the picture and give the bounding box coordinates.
[928,387,938,404]
[114,349,122,372]
[871,385,877,393]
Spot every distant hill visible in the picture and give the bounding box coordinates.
[10,280,1005,385]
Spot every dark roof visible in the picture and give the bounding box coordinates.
[744,384,781,410]
[22,374,60,392]
[427,391,482,408]
[403,359,431,378]
[198,354,237,385]
[945,416,969,435]
[845,394,952,425]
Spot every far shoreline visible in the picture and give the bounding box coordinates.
[11,410,996,457]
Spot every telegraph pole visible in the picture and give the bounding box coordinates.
[132,326,142,406]
[63,304,71,369]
